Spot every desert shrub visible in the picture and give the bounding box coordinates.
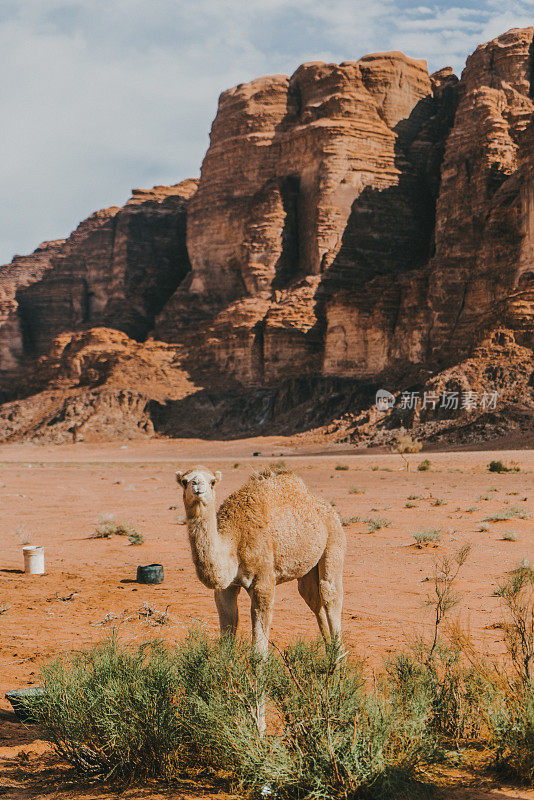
[394,432,422,471]
[269,638,434,799]
[488,682,534,783]
[389,546,486,744]
[335,464,349,471]
[405,502,417,508]
[413,529,441,546]
[28,637,183,780]
[432,497,447,506]
[502,531,519,542]
[386,640,487,745]
[364,517,391,533]
[483,567,534,782]
[484,506,532,523]
[417,459,431,472]
[29,630,447,796]
[91,513,144,543]
[175,629,289,790]
[349,487,365,494]
[494,565,534,682]
[488,461,520,474]
[27,631,283,787]
[340,516,361,527]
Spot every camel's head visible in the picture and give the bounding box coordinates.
[176,466,221,509]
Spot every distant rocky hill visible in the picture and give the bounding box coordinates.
[0,28,532,445]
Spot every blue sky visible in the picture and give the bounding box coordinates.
[1,0,533,263]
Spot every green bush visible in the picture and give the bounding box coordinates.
[28,631,441,796]
[174,629,288,791]
[417,459,431,472]
[488,460,520,474]
[29,637,182,780]
[487,682,534,783]
[386,640,487,744]
[269,639,434,799]
[479,566,534,782]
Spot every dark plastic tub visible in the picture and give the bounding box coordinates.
[137,563,164,584]
[5,687,44,723]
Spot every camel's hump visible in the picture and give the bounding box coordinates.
[217,467,313,524]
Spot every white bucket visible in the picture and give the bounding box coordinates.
[23,545,45,575]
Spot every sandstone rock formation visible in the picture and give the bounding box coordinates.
[0,29,532,444]
[156,50,455,384]
[0,180,196,398]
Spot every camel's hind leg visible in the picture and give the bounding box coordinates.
[214,585,241,636]
[297,566,330,640]
[317,536,345,640]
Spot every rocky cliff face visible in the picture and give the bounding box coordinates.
[158,29,533,392]
[0,28,532,443]
[156,51,454,384]
[0,180,196,397]
[427,28,534,363]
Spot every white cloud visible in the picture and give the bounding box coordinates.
[0,0,532,263]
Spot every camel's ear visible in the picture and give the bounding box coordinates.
[212,471,222,486]
[175,470,185,486]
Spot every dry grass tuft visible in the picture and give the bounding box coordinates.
[91,514,144,545]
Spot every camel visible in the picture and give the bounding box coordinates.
[175,465,346,655]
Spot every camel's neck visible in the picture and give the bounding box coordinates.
[185,502,237,590]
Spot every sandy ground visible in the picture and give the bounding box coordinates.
[0,437,533,799]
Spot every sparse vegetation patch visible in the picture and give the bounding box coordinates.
[483,506,532,523]
[363,516,391,533]
[91,513,144,544]
[394,431,422,471]
[340,515,360,527]
[488,460,520,473]
[413,529,442,546]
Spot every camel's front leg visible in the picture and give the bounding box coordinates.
[250,578,275,656]
[214,585,241,636]
[249,578,275,736]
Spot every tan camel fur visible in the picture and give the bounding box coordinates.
[175,465,346,655]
